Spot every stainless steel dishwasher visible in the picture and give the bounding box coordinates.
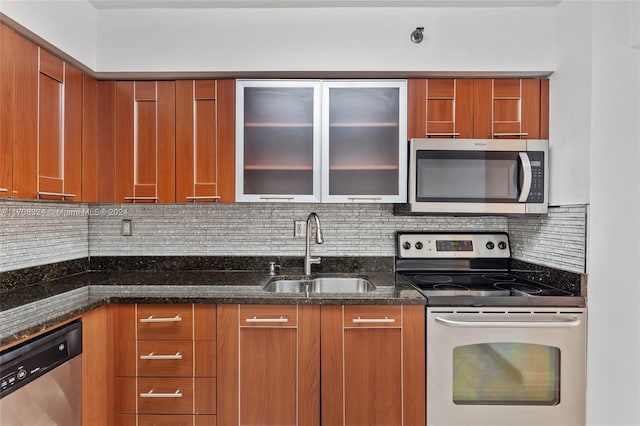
[0,320,82,425]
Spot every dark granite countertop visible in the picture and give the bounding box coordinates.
[0,265,425,346]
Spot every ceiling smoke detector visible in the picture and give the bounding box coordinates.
[410,27,424,44]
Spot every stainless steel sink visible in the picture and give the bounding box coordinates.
[264,277,375,294]
[263,279,310,294]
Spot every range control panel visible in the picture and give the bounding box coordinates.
[397,232,510,259]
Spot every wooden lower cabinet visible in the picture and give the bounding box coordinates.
[112,304,216,426]
[321,305,426,426]
[217,304,425,426]
[217,304,320,426]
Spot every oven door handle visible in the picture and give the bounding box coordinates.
[435,316,581,328]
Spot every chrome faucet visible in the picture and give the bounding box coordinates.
[304,212,324,276]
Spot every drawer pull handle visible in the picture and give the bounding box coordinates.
[0,188,8,192]
[140,389,183,398]
[353,316,396,323]
[245,316,288,323]
[140,352,183,360]
[139,315,182,323]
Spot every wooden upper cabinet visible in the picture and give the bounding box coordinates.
[37,50,83,201]
[0,24,15,198]
[0,24,38,199]
[175,80,235,203]
[82,74,99,202]
[408,78,549,140]
[408,79,473,139]
[101,81,176,203]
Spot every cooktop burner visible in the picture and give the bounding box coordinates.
[400,272,573,297]
[413,274,453,284]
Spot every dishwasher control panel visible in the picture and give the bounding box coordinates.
[0,321,82,398]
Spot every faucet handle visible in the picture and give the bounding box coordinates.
[268,261,281,276]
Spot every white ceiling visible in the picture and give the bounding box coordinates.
[87,0,561,9]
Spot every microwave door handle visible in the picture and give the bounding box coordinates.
[518,152,532,202]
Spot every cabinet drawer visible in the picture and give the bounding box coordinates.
[138,340,193,377]
[240,305,298,327]
[115,377,216,415]
[138,378,194,414]
[138,305,193,340]
[343,305,402,328]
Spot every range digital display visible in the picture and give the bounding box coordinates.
[436,240,473,252]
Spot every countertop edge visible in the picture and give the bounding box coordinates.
[0,284,426,347]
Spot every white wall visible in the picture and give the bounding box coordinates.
[586,2,640,425]
[548,1,592,205]
[95,7,555,72]
[0,0,98,69]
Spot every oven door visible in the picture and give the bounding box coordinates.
[408,138,548,214]
[426,307,586,426]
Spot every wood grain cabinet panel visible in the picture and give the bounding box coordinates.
[408,79,473,139]
[112,304,217,424]
[0,24,15,197]
[102,81,175,203]
[82,74,99,201]
[217,304,320,426]
[0,24,38,199]
[408,78,548,141]
[321,305,425,426]
[137,305,193,340]
[176,79,235,203]
[37,50,83,201]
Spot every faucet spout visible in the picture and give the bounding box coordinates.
[305,212,324,276]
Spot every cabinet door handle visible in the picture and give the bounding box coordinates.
[124,196,159,202]
[37,191,77,198]
[352,316,396,323]
[140,389,183,398]
[425,132,460,137]
[245,316,288,323]
[139,315,182,323]
[347,197,383,202]
[185,196,221,201]
[140,352,183,360]
[0,188,8,192]
[493,132,529,137]
[259,196,295,201]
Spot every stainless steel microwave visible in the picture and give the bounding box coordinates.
[408,138,548,214]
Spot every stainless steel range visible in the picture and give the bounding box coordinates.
[396,232,586,426]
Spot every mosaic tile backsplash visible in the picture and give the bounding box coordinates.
[1,200,586,274]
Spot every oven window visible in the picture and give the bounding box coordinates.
[452,342,560,405]
[416,151,519,202]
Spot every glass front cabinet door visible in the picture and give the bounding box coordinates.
[236,79,407,203]
[322,80,407,203]
[236,80,322,202]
